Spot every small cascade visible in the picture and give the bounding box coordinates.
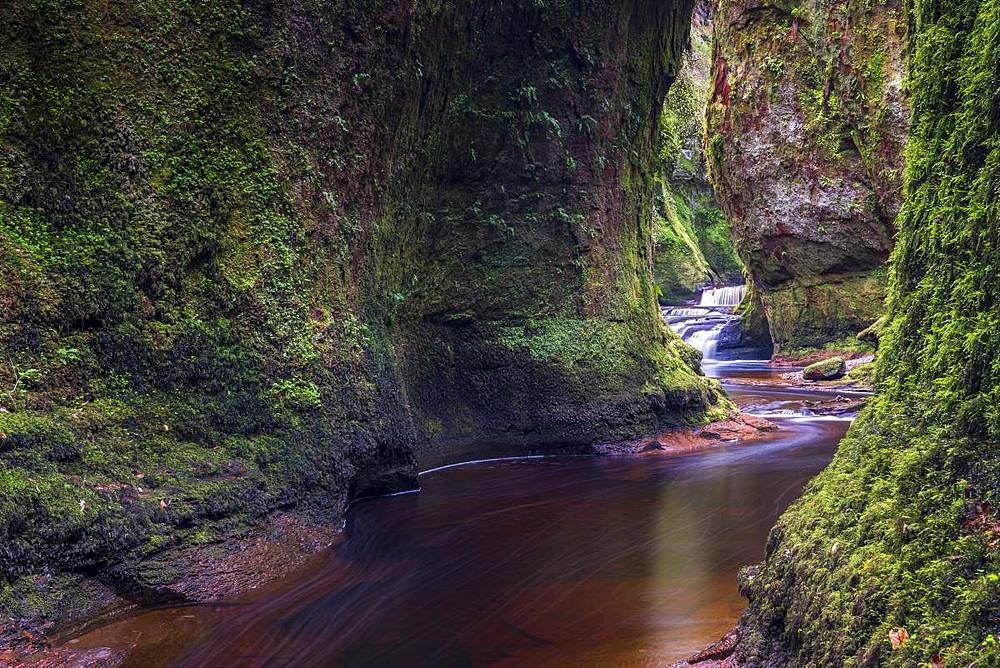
[663,285,746,361]
[698,285,746,308]
[687,328,721,359]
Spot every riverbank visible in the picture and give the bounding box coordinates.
[595,411,776,455]
[2,402,783,666]
[28,360,850,667]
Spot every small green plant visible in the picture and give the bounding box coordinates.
[266,378,322,413]
[3,361,40,411]
[56,347,81,366]
[762,55,785,78]
[535,110,561,137]
[486,214,513,237]
[516,85,538,105]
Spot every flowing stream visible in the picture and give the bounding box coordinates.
[68,287,852,666]
[663,285,747,360]
[67,355,856,667]
[699,285,746,308]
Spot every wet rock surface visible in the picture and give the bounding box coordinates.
[0,0,715,648]
[706,0,909,350]
[594,411,777,455]
[802,357,847,381]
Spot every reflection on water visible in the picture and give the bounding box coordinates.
[69,363,850,667]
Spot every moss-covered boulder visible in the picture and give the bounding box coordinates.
[802,356,847,381]
[706,0,909,350]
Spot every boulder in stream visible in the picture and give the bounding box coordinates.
[802,357,847,381]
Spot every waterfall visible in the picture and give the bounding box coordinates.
[686,328,720,359]
[698,285,746,308]
[662,285,746,361]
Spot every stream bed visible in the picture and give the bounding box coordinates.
[67,362,854,667]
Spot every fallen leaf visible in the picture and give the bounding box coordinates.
[889,627,909,650]
[931,652,942,668]
[831,542,840,556]
[78,499,86,513]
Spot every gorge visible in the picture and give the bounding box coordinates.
[2,0,999,666]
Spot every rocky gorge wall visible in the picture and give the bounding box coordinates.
[0,0,724,648]
[706,0,909,351]
[653,1,744,304]
[734,0,1000,663]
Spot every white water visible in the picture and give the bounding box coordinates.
[663,285,747,361]
[699,285,746,308]
[686,328,720,359]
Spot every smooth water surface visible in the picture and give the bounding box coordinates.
[70,364,850,667]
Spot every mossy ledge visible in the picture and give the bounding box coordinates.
[734,0,1000,664]
[0,0,726,647]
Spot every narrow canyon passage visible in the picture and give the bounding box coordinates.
[67,362,856,667]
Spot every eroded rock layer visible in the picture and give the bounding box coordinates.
[735,0,1000,664]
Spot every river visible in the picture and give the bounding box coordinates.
[66,359,856,667]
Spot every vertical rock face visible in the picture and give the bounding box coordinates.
[0,0,718,644]
[653,1,744,303]
[736,0,1000,664]
[391,0,720,461]
[706,0,908,350]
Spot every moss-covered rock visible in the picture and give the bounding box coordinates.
[844,361,875,387]
[735,283,774,350]
[735,0,1000,663]
[802,356,846,381]
[653,2,743,303]
[706,0,909,350]
[0,0,722,647]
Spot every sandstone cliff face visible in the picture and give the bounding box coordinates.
[706,0,908,350]
[735,0,1000,663]
[0,0,720,645]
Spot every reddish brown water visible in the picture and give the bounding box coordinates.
[67,362,854,667]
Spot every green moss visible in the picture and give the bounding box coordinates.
[738,0,1000,662]
[653,16,743,303]
[735,285,773,348]
[496,317,632,379]
[706,0,904,349]
[764,274,888,351]
[845,361,875,386]
[802,356,847,380]
[0,2,722,644]
[779,335,876,361]
[652,188,714,302]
